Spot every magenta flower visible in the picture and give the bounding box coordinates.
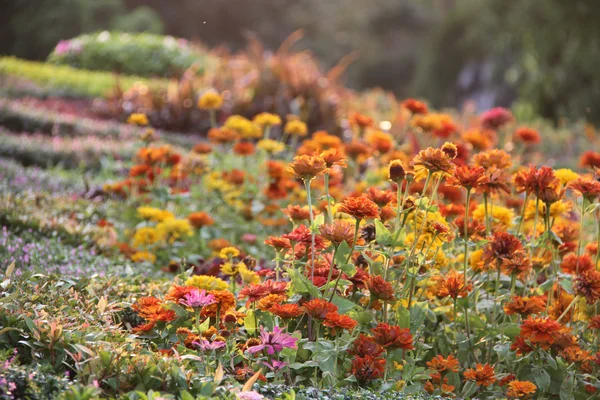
[179,289,216,308]
[247,326,298,355]
[480,107,513,130]
[262,360,288,371]
[193,339,226,351]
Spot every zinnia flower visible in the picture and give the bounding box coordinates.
[338,196,380,220]
[371,323,414,350]
[287,155,328,181]
[464,363,496,387]
[506,380,537,399]
[246,326,298,355]
[179,289,216,309]
[351,355,385,382]
[520,316,562,347]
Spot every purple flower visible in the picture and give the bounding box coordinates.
[236,391,264,400]
[193,339,226,351]
[179,289,216,308]
[262,360,287,371]
[247,326,298,355]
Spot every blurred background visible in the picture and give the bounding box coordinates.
[1,0,599,123]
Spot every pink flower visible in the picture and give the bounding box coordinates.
[237,391,264,400]
[480,107,513,130]
[193,339,226,351]
[179,289,216,308]
[262,360,288,371]
[247,326,298,355]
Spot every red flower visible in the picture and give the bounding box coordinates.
[481,107,513,129]
[301,298,338,320]
[350,334,384,357]
[351,355,386,382]
[269,303,302,319]
[238,284,269,305]
[371,323,414,350]
[401,98,428,115]
[575,270,600,304]
[366,275,396,302]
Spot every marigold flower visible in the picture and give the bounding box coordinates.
[188,212,214,228]
[338,196,380,220]
[351,355,386,382]
[520,316,562,347]
[506,380,537,399]
[426,355,460,373]
[464,363,496,387]
[371,323,414,350]
[287,155,328,181]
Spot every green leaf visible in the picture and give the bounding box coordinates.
[560,374,575,400]
[285,268,321,298]
[334,241,351,266]
[397,306,410,329]
[331,296,358,314]
[375,219,392,246]
[244,310,257,335]
[532,367,551,392]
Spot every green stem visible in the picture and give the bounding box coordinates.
[324,173,333,224]
[305,179,316,284]
[516,192,529,236]
[329,220,360,302]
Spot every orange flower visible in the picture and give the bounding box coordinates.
[365,187,395,207]
[447,165,488,191]
[257,294,287,311]
[287,155,328,181]
[188,212,214,229]
[411,147,454,174]
[269,303,302,319]
[401,98,428,114]
[464,363,496,387]
[319,220,360,247]
[282,205,314,222]
[238,284,269,305]
[348,112,374,129]
[473,149,512,170]
[426,355,460,373]
[233,141,256,156]
[520,316,562,347]
[435,271,472,299]
[193,143,212,154]
[338,196,380,220]
[482,232,524,266]
[164,285,197,303]
[132,297,176,323]
[575,270,600,304]
[504,295,546,317]
[560,253,594,275]
[208,127,238,144]
[371,323,414,350]
[514,165,558,196]
[264,236,292,250]
[201,290,236,318]
[514,127,541,144]
[320,148,347,168]
[568,177,600,200]
[580,151,600,169]
[323,312,358,332]
[302,298,338,320]
[506,380,537,399]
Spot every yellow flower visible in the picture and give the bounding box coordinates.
[127,113,149,126]
[554,168,579,186]
[239,263,260,284]
[257,139,285,154]
[221,262,240,276]
[198,90,223,110]
[219,246,240,259]
[186,275,228,291]
[284,120,308,136]
[253,112,282,128]
[131,251,156,263]
[224,115,260,139]
[472,203,514,230]
[524,199,572,221]
[156,219,193,243]
[470,248,484,272]
[137,207,174,222]
[132,227,163,247]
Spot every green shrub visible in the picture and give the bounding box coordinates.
[0,56,166,98]
[47,31,210,77]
